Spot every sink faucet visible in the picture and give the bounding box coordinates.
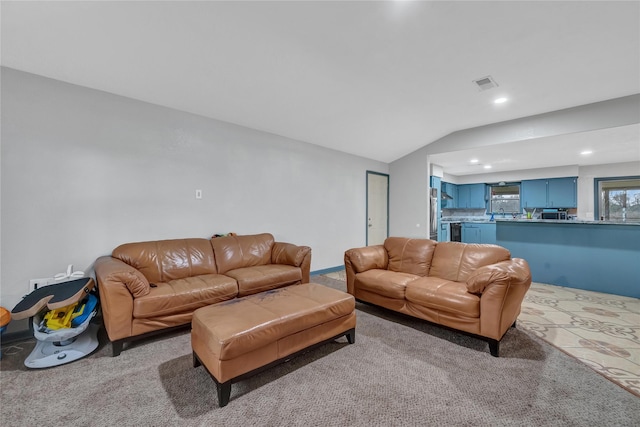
[499,208,505,217]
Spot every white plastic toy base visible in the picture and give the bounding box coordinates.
[24,323,100,369]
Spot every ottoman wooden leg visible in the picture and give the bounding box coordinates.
[345,328,356,344]
[216,380,232,407]
[193,352,201,368]
[193,351,232,407]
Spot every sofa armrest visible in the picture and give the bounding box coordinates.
[94,256,146,342]
[272,242,312,283]
[466,258,531,295]
[344,245,388,295]
[472,258,532,340]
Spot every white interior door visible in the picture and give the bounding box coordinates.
[367,172,389,246]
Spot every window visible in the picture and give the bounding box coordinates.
[490,184,520,213]
[596,177,640,222]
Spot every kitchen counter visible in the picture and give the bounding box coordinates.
[495,218,640,226]
[495,220,639,298]
[443,218,640,226]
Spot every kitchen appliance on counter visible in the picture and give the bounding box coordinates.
[541,209,568,220]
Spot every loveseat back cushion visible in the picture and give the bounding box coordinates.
[429,242,511,283]
[384,237,437,276]
[210,233,274,274]
[112,238,217,284]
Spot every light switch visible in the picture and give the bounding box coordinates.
[195,189,202,199]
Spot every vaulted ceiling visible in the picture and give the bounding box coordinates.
[2,1,639,167]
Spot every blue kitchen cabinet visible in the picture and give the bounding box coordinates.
[478,223,496,244]
[439,222,450,242]
[441,182,458,208]
[457,184,486,208]
[548,177,577,208]
[521,179,547,208]
[462,223,481,243]
[462,222,496,244]
[521,177,577,208]
[457,185,470,208]
[469,184,486,208]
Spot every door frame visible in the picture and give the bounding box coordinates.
[366,171,390,246]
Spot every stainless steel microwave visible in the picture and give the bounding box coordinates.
[541,211,567,220]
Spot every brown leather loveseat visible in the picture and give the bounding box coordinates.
[344,237,531,356]
[94,233,311,356]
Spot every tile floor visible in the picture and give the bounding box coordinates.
[323,271,640,397]
[519,282,639,397]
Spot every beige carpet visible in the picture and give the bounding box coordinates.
[1,275,638,426]
[324,270,640,397]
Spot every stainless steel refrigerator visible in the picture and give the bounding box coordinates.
[429,187,438,240]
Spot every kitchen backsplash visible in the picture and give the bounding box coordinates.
[442,207,578,221]
[441,208,485,218]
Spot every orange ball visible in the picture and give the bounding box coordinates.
[0,306,10,328]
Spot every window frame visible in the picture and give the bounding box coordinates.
[594,175,640,222]
[489,183,521,214]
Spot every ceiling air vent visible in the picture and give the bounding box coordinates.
[473,75,498,91]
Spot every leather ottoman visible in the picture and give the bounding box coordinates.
[191,283,356,406]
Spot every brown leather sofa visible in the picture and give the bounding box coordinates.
[94,233,311,356]
[344,237,531,356]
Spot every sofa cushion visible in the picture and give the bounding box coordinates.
[225,265,302,297]
[211,233,274,274]
[354,269,420,299]
[113,238,217,283]
[384,237,436,276]
[429,242,511,283]
[132,274,238,319]
[406,277,480,318]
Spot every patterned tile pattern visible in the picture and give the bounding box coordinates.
[321,271,640,397]
[519,282,639,397]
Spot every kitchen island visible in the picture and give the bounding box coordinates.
[495,219,640,298]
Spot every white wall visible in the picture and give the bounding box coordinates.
[0,68,388,315]
[389,146,429,238]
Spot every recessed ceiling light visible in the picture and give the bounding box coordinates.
[484,165,492,169]
[470,159,479,163]
[580,150,593,155]
[494,97,508,104]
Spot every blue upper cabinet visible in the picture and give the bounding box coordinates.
[469,184,486,208]
[521,177,577,208]
[441,182,458,208]
[457,183,486,208]
[521,179,547,208]
[547,177,577,208]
